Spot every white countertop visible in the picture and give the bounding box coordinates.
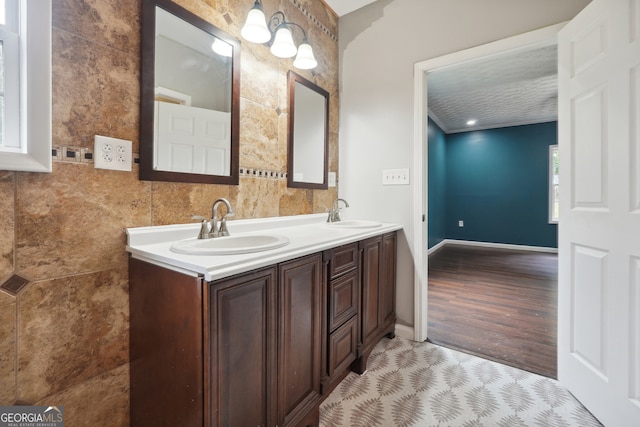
[126,214,402,281]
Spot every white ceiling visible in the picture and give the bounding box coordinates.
[324,0,378,16]
[326,1,558,134]
[428,44,558,134]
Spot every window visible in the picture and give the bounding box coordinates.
[549,145,559,223]
[0,0,51,172]
[0,0,19,151]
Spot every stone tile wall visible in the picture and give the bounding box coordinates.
[0,0,338,425]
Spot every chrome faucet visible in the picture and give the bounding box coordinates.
[210,198,235,238]
[327,198,349,222]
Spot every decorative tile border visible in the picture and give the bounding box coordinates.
[52,146,284,181]
[289,0,338,42]
[52,145,140,165]
[52,145,94,164]
[1,274,29,295]
[240,168,287,180]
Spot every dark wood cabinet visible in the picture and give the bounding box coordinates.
[322,243,360,391]
[327,315,358,378]
[352,232,397,374]
[328,270,359,332]
[208,267,278,427]
[130,258,205,427]
[278,255,323,426]
[379,233,397,332]
[130,254,322,427]
[129,231,397,426]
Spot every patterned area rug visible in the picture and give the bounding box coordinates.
[320,337,602,426]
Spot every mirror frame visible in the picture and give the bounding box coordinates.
[139,0,240,184]
[287,71,330,190]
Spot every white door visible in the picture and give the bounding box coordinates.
[154,101,231,175]
[558,0,640,425]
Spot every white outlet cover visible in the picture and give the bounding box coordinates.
[328,172,337,187]
[94,135,132,171]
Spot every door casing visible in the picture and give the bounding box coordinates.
[412,22,566,341]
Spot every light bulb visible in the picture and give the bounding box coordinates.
[293,41,317,69]
[241,3,271,43]
[270,26,297,58]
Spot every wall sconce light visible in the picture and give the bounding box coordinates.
[241,0,318,70]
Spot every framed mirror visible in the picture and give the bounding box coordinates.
[140,0,240,184]
[287,71,329,189]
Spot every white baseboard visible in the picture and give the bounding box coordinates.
[394,323,415,340]
[427,239,448,255]
[429,239,558,254]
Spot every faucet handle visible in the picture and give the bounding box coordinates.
[218,217,231,236]
[192,215,210,239]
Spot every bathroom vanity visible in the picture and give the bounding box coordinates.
[127,214,400,427]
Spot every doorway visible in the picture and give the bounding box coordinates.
[412,22,566,342]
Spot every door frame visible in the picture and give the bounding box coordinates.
[412,22,567,341]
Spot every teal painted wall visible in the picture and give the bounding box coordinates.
[444,122,558,247]
[428,118,447,248]
[427,120,558,249]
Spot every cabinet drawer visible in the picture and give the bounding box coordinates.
[328,243,358,279]
[328,315,358,377]
[328,270,359,332]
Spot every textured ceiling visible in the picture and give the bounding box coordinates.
[427,44,558,134]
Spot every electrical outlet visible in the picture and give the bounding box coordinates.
[94,135,132,171]
[382,168,410,185]
[458,220,464,227]
[328,172,337,187]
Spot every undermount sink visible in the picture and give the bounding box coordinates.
[325,220,382,229]
[170,234,290,255]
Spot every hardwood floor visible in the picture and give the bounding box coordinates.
[427,244,558,378]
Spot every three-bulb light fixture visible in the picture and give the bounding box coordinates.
[240,0,318,70]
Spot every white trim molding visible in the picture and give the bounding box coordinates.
[0,0,52,172]
[413,22,567,343]
[430,239,558,254]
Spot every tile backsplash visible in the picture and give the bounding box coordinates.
[0,0,338,425]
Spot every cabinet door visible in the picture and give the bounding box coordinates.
[379,233,397,328]
[354,233,397,374]
[360,237,382,347]
[278,254,323,426]
[328,270,359,332]
[327,243,359,279]
[209,267,277,427]
[328,315,358,377]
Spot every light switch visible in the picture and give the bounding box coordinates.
[382,168,410,185]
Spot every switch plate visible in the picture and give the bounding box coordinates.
[458,220,464,227]
[382,168,410,185]
[94,135,132,171]
[328,172,336,187]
